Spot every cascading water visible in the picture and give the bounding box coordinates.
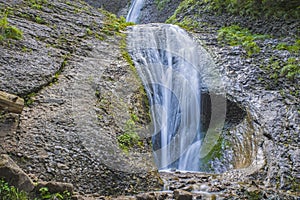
[126,1,226,172]
[127,24,225,171]
[127,24,201,171]
[126,0,145,23]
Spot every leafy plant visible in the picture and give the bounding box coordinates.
[0,179,28,200]
[166,0,197,25]
[280,57,299,80]
[100,9,134,36]
[203,0,300,19]
[217,25,268,56]
[0,13,23,42]
[24,92,36,106]
[117,114,141,152]
[38,187,71,200]
[276,39,300,53]
[35,16,45,24]
[155,0,171,11]
[261,56,299,83]
[24,0,48,10]
[170,16,199,31]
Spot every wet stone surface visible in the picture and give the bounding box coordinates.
[0,0,161,196]
[183,3,299,197]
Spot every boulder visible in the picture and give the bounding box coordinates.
[0,154,34,192]
[36,181,74,194]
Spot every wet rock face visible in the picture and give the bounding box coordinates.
[136,0,181,24]
[182,6,299,194]
[0,0,161,196]
[0,0,102,96]
[155,0,299,194]
[83,0,130,15]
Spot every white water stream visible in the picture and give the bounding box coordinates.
[126,0,145,23]
[126,1,226,171]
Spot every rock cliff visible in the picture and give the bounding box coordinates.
[0,0,161,196]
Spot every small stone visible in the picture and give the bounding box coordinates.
[136,192,156,200]
[57,163,69,170]
[173,189,193,200]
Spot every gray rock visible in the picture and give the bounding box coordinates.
[36,181,73,194]
[136,192,156,200]
[0,154,34,192]
[173,189,193,200]
[0,0,161,196]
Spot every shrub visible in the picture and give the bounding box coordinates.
[0,179,28,200]
[217,25,268,56]
[0,13,23,42]
[117,119,140,152]
[100,9,134,35]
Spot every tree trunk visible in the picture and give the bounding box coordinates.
[0,91,24,114]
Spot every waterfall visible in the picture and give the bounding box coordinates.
[127,24,219,171]
[126,1,226,172]
[126,0,145,23]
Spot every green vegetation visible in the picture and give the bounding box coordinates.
[24,0,48,10]
[101,9,134,36]
[166,0,196,27]
[0,179,27,200]
[199,137,230,171]
[155,0,171,11]
[276,39,300,54]
[260,39,300,83]
[203,0,299,19]
[120,35,137,76]
[172,16,200,31]
[0,13,23,42]
[24,92,36,106]
[262,57,299,82]
[217,25,269,56]
[167,0,299,30]
[38,187,71,200]
[280,57,299,80]
[0,179,72,200]
[117,114,142,152]
[34,16,45,24]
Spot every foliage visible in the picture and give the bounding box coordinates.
[0,179,28,200]
[101,9,134,36]
[264,57,300,81]
[261,56,299,85]
[170,16,199,31]
[117,114,141,152]
[24,92,36,106]
[38,187,71,200]
[203,0,300,19]
[217,25,268,56]
[0,13,23,42]
[120,34,138,77]
[0,179,72,200]
[276,39,300,54]
[199,137,230,172]
[24,0,48,10]
[166,0,196,25]
[261,39,300,81]
[155,0,171,11]
[280,57,299,80]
